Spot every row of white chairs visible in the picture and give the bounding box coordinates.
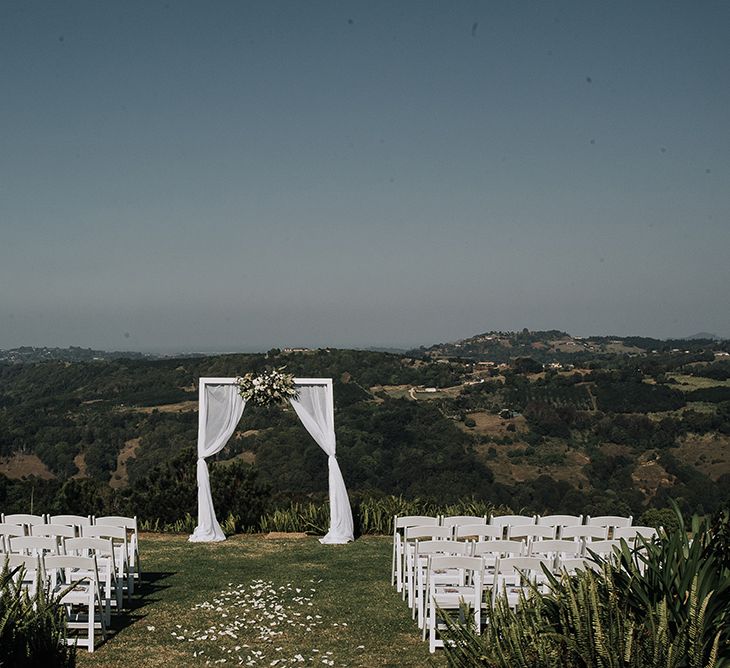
[0,513,140,590]
[5,548,119,652]
[392,513,637,595]
[422,554,568,652]
[391,514,654,652]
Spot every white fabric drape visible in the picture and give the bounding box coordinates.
[290,384,354,544]
[189,384,245,542]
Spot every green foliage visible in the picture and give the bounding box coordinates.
[686,387,730,404]
[442,507,730,667]
[595,379,686,414]
[639,507,683,533]
[2,344,729,529]
[260,502,330,534]
[259,495,512,536]
[692,361,730,381]
[0,561,76,667]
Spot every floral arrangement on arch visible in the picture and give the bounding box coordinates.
[235,367,299,407]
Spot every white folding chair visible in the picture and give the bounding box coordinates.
[2,513,47,535]
[584,539,623,563]
[613,526,658,544]
[49,515,92,537]
[45,554,107,652]
[528,539,582,572]
[0,523,26,552]
[94,516,140,584]
[537,514,584,539]
[454,524,502,543]
[8,535,61,557]
[586,515,633,538]
[413,540,470,629]
[392,516,439,591]
[472,539,525,591]
[490,514,536,539]
[4,553,45,597]
[83,525,131,602]
[402,525,453,607]
[31,524,76,553]
[65,537,120,624]
[561,524,608,554]
[426,555,483,653]
[492,556,551,609]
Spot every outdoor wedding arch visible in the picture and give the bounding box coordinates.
[189,376,355,544]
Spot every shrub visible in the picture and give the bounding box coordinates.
[0,562,76,667]
[442,506,730,667]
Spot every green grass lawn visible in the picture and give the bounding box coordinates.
[77,534,443,668]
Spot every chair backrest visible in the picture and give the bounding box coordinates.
[32,524,76,539]
[508,525,556,541]
[528,539,582,560]
[0,523,27,539]
[429,554,483,580]
[490,514,536,538]
[49,515,92,531]
[9,535,60,556]
[404,525,453,541]
[441,515,487,528]
[4,553,44,582]
[65,537,115,557]
[493,556,552,604]
[537,514,583,527]
[2,513,46,526]
[83,524,126,541]
[496,556,551,575]
[415,539,470,559]
[490,514,536,528]
[537,515,583,538]
[614,526,658,542]
[0,524,26,553]
[455,524,502,541]
[394,515,439,530]
[2,514,46,535]
[45,554,100,586]
[585,539,622,558]
[95,515,137,531]
[472,539,524,558]
[561,525,608,541]
[586,516,633,535]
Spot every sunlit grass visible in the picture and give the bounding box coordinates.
[77,534,441,668]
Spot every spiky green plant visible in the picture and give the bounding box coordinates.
[441,506,729,667]
[0,561,76,667]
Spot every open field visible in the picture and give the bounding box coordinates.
[77,534,442,668]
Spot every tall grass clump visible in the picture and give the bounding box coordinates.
[259,502,330,534]
[0,562,76,667]
[442,506,730,667]
[258,495,514,536]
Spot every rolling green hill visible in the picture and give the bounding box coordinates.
[1,333,729,525]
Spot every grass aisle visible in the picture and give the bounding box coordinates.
[78,534,443,667]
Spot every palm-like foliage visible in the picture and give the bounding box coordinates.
[0,562,76,667]
[442,506,729,667]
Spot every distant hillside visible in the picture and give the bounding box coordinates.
[408,329,729,364]
[1,340,729,526]
[0,346,152,364]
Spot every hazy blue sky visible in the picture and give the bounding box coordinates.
[2,1,728,352]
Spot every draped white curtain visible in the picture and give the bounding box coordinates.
[189,384,245,542]
[189,378,354,544]
[290,384,354,544]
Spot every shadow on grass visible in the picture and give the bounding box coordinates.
[106,571,174,637]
